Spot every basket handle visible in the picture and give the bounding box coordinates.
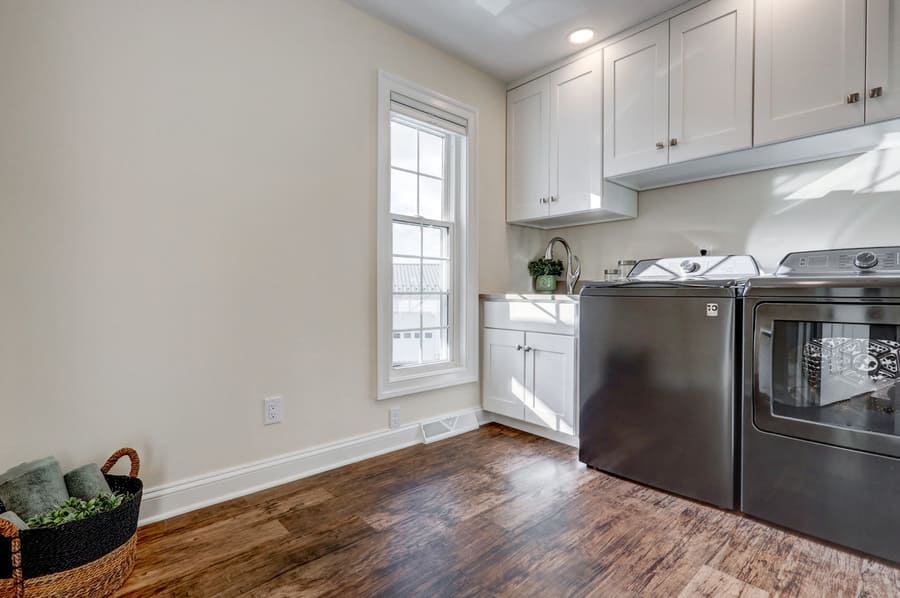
[0,518,24,598]
[101,448,141,478]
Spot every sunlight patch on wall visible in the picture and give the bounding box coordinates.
[786,133,900,201]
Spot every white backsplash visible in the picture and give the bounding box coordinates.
[542,153,900,278]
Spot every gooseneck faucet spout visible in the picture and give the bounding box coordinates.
[544,237,581,295]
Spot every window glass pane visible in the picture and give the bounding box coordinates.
[392,222,421,257]
[419,131,444,178]
[392,294,421,331]
[390,122,418,171]
[393,333,420,367]
[422,226,447,259]
[422,329,449,363]
[419,176,443,220]
[392,256,420,293]
[421,294,448,328]
[391,169,418,216]
[422,259,449,293]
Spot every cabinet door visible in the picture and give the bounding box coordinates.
[523,332,575,434]
[755,0,866,145]
[507,75,550,222]
[603,22,670,177]
[482,328,526,419]
[669,0,753,162]
[548,53,602,216]
[866,0,900,122]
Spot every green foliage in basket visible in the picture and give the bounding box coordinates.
[26,493,131,529]
[528,257,564,277]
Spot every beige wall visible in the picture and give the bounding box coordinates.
[547,155,900,278]
[0,0,543,487]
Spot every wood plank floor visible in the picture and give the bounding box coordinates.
[117,424,900,597]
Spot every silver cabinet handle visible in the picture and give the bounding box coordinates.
[523,346,532,352]
[670,138,678,146]
[549,195,557,202]
[870,86,884,99]
[515,344,523,351]
[847,92,861,104]
[655,142,665,150]
[538,197,546,204]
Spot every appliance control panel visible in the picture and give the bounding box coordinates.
[630,255,761,280]
[776,247,900,276]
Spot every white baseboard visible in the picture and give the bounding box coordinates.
[139,407,486,526]
[483,412,580,448]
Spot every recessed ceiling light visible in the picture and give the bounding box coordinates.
[568,28,595,45]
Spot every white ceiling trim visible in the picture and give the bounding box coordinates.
[506,0,711,90]
[346,0,697,83]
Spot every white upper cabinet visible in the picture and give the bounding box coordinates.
[866,0,900,123]
[507,76,550,222]
[668,0,753,163]
[548,54,602,216]
[507,53,637,228]
[603,22,670,177]
[755,0,867,145]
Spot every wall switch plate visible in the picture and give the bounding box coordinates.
[264,396,283,425]
[389,407,401,429]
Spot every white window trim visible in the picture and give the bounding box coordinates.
[376,71,479,400]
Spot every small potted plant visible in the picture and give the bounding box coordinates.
[528,257,564,293]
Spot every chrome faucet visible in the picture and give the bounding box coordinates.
[544,237,581,295]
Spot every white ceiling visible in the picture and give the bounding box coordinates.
[346,0,690,83]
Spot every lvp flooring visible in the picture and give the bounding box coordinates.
[117,423,900,597]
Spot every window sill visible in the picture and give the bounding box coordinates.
[377,366,478,401]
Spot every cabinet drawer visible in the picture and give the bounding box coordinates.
[482,300,576,335]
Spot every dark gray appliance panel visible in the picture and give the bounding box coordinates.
[579,294,736,508]
[753,301,900,458]
[743,409,900,563]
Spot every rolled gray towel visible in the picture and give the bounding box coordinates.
[0,511,28,530]
[64,464,111,501]
[0,457,69,521]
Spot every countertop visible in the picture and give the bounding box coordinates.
[479,292,579,302]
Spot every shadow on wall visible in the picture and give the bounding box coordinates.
[747,135,900,270]
[548,138,900,277]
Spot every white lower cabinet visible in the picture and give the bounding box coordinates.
[523,331,576,435]
[482,328,528,420]
[481,300,576,435]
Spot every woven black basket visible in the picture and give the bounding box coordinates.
[0,448,142,592]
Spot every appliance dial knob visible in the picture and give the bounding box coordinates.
[854,251,879,270]
[680,260,701,274]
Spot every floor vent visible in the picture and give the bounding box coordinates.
[420,412,479,444]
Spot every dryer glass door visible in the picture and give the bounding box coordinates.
[755,302,900,457]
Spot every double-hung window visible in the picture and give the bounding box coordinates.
[377,72,478,400]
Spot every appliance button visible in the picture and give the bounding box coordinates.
[854,251,879,270]
[680,260,701,274]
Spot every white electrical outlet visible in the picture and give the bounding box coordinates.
[389,407,401,429]
[264,396,283,425]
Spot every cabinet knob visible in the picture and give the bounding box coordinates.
[523,346,532,352]
[655,142,665,150]
[549,195,557,203]
[515,344,523,351]
[847,92,861,104]
[870,86,884,99]
[539,197,546,204]
[670,138,678,147]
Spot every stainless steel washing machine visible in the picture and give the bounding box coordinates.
[579,255,761,509]
[742,247,900,562]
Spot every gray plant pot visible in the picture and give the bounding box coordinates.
[534,275,557,293]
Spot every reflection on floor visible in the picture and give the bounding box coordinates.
[118,424,900,597]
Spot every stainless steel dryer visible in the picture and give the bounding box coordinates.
[742,247,900,562]
[579,255,761,509]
